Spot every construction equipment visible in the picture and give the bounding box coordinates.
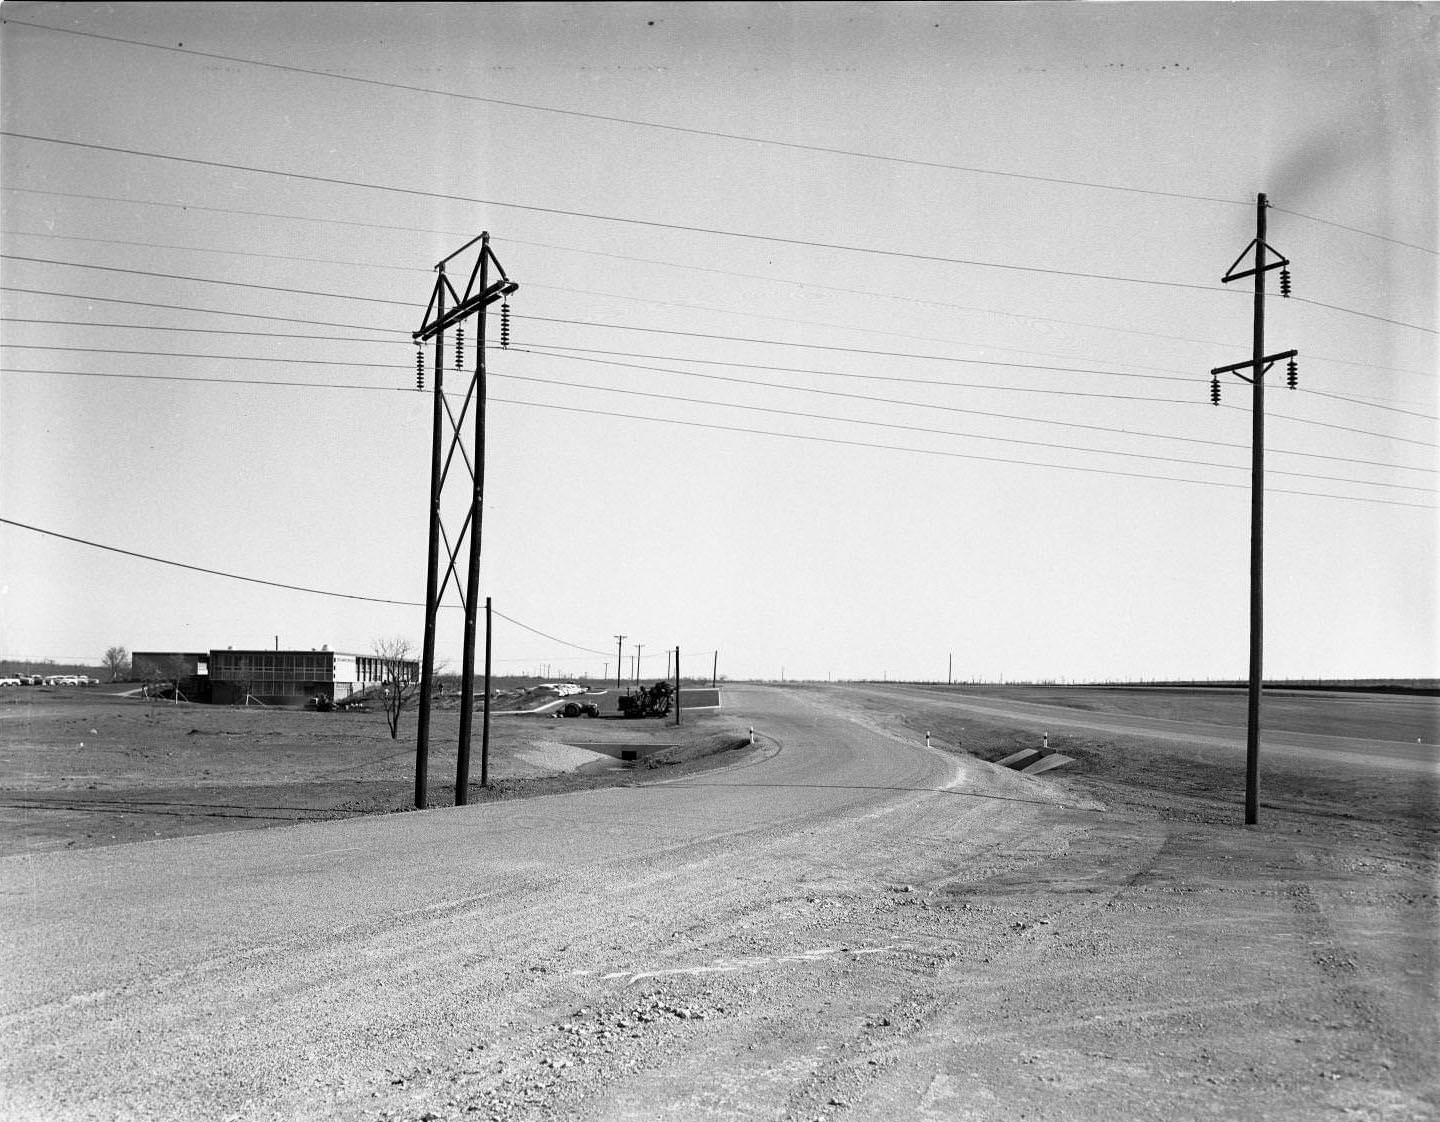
[557,701,601,719]
[617,681,673,719]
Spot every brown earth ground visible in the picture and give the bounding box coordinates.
[0,686,749,857]
[2,682,1436,1120]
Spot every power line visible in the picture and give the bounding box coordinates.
[1,226,427,277]
[1270,204,1437,257]
[0,316,398,345]
[0,132,1247,296]
[489,365,1435,494]
[0,516,620,656]
[1303,388,1438,423]
[0,226,1221,379]
[19,18,1425,256]
[489,610,611,657]
[9,367,1432,505]
[2,253,409,308]
[482,396,1437,510]
[7,188,1431,378]
[0,516,423,606]
[0,284,404,335]
[9,323,1436,452]
[520,342,1440,454]
[6,133,1428,334]
[2,18,1247,208]
[15,361,1431,477]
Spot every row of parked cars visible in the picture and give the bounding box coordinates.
[0,674,100,687]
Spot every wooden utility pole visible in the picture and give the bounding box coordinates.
[412,233,518,810]
[1211,193,1297,826]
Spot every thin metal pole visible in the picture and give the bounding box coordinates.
[457,237,490,806]
[415,274,446,810]
[481,595,492,788]
[1246,194,1267,826]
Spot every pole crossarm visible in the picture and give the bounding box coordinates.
[1211,349,1298,378]
[1222,238,1290,284]
[412,232,520,810]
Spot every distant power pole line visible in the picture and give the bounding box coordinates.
[1210,192,1297,827]
[412,232,518,810]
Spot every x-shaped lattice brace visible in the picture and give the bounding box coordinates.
[411,233,518,809]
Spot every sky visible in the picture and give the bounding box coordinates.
[0,2,1435,684]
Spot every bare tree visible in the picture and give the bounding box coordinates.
[373,637,421,740]
[103,646,130,682]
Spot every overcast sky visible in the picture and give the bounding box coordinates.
[1,2,1435,683]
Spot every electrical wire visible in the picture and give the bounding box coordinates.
[0,284,405,334]
[8,131,1432,332]
[6,188,1431,378]
[1,18,1247,208]
[0,516,623,657]
[489,364,1436,493]
[7,367,1433,504]
[1270,204,1437,257]
[14,359,1431,479]
[519,342,1440,456]
[1303,389,1438,424]
[0,516,423,606]
[2,253,409,308]
[13,23,1419,257]
[0,133,1250,296]
[0,316,399,345]
[482,395,1436,510]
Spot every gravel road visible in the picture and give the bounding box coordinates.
[3,685,1434,1121]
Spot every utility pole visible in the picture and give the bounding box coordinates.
[1211,192,1297,827]
[614,635,625,690]
[481,596,492,788]
[412,233,518,810]
[712,650,718,688]
[635,644,643,686]
[674,645,681,726]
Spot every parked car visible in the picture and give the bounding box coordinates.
[0,676,21,687]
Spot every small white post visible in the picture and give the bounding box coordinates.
[925,730,931,749]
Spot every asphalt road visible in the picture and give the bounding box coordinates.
[3,684,1433,1121]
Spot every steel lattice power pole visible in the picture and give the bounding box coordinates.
[412,233,518,810]
[1210,193,1298,826]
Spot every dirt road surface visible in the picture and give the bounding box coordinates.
[3,685,1435,1121]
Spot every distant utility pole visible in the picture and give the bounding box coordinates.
[635,644,643,685]
[674,645,682,726]
[1210,192,1297,827]
[412,233,519,810]
[712,650,718,688]
[614,635,625,690]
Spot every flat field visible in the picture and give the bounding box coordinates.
[0,686,748,856]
